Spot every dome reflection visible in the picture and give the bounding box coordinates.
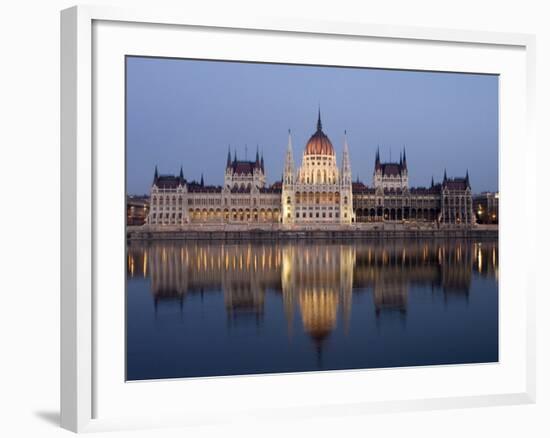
[127,239,498,348]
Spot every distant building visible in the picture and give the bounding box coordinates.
[474,192,499,224]
[143,109,476,228]
[127,195,149,226]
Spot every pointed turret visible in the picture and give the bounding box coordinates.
[465,170,470,188]
[260,151,265,172]
[341,130,352,186]
[431,175,434,188]
[283,129,295,186]
[200,173,204,187]
[317,106,323,132]
[179,166,184,180]
[375,146,381,170]
[226,146,232,168]
[255,145,260,167]
[153,165,158,183]
[402,147,407,169]
[443,168,448,182]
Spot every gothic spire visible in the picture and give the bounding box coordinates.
[402,147,407,169]
[226,146,232,168]
[255,145,260,165]
[317,106,322,131]
[200,173,204,187]
[179,166,184,179]
[342,130,352,185]
[465,169,470,187]
[283,129,295,186]
[443,168,447,182]
[260,150,265,172]
[431,175,434,187]
[154,165,158,182]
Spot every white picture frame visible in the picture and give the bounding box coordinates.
[60,4,536,433]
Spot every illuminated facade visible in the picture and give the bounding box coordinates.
[474,191,499,224]
[282,111,354,224]
[147,154,282,226]
[144,110,475,228]
[353,166,474,224]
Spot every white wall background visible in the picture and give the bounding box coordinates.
[0,1,547,437]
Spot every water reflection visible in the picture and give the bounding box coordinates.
[127,240,498,344]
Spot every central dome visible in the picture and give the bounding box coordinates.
[304,111,335,156]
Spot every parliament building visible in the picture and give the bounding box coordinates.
[146,111,474,228]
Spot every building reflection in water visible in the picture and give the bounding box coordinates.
[127,239,498,349]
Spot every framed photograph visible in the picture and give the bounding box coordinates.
[61,5,536,433]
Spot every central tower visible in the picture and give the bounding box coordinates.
[282,109,353,225]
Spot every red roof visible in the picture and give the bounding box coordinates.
[410,185,441,194]
[230,160,260,175]
[352,181,373,194]
[380,163,403,177]
[304,129,335,156]
[384,187,405,195]
[187,183,222,193]
[443,178,469,191]
[260,184,282,194]
[230,186,251,194]
[154,175,185,189]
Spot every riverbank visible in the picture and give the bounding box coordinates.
[127,224,498,241]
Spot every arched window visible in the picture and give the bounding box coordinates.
[287,196,291,204]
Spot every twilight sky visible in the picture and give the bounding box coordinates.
[126,56,498,195]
